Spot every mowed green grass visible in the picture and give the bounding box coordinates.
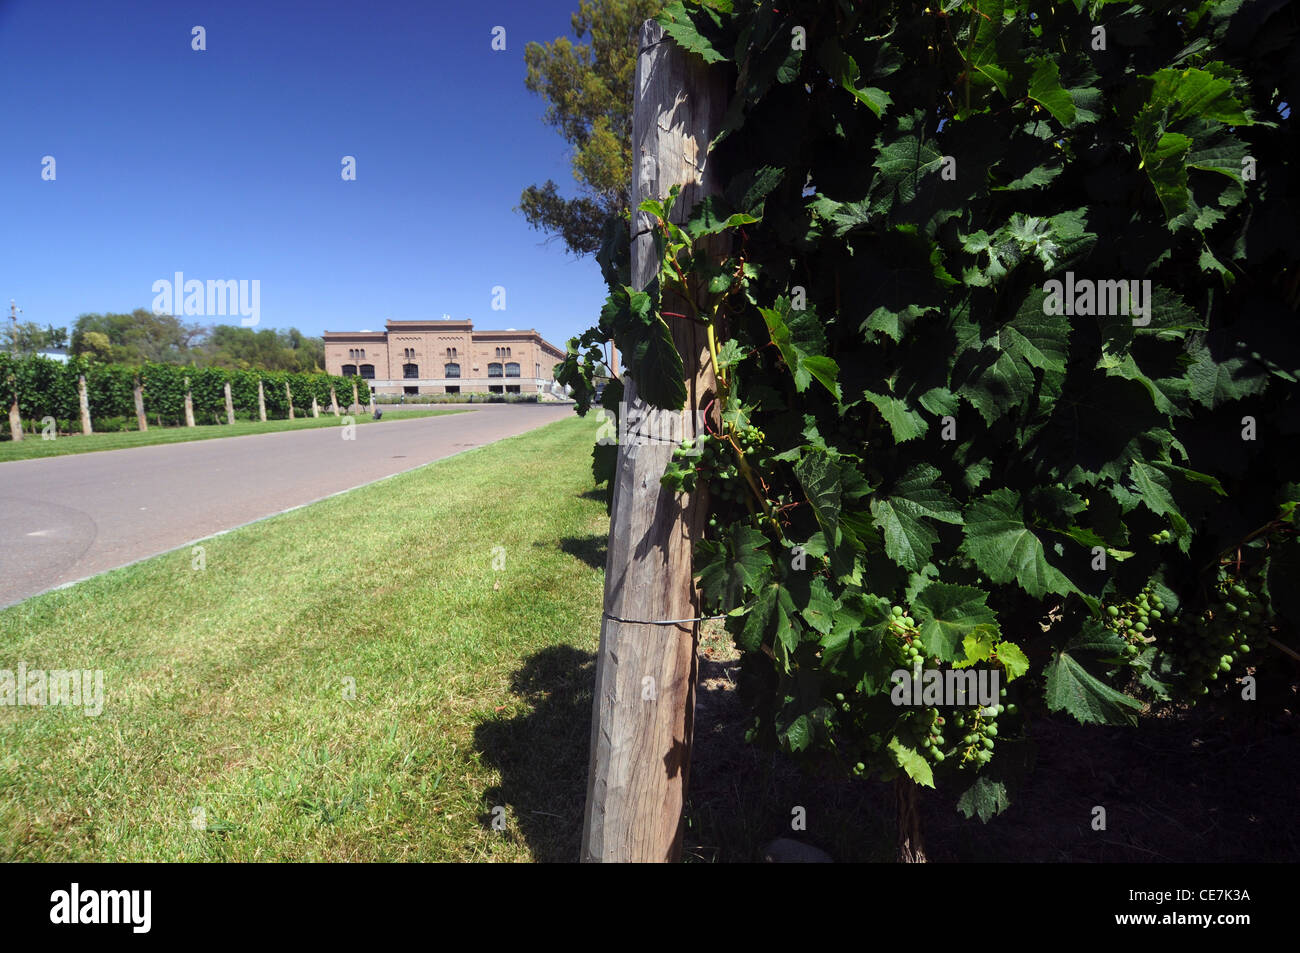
[0,409,465,463]
[0,415,608,861]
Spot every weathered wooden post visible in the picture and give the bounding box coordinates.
[351,380,359,415]
[7,377,21,443]
[133,376,148,431]
[285,381,295,420]
[77,374,93,435]
[224,381,235,425]
[257,379,267,422]
[580,20,723,863]
[330,385,340,416]
[183,376,196,427]
[311,395,320,418]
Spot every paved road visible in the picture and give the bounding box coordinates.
[0,404,574,608]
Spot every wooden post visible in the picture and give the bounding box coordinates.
[133,377,148,431]
[285,381,295,420]
[224,381,235,425]
[7,386,20,443]
[77,375,93,435]
[368,393,375,415]
[330,385,340,416]
[183,377,196,427]
[311,395,320,418]
[351,380,359,415]
[257,379,267,422]
[580,20,723,863]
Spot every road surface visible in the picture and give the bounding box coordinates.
[0,403,575,608]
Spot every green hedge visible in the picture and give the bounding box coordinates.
[0,354,370,436]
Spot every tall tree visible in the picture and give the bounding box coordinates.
[2,321,68,356]
[519,0,665,256]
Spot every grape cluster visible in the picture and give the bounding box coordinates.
[888,603,922,664]
[1178,562,1263,696]
[955,692,1009,768]
[908,707,948,764]
[1103,584,1163,664]
[1148,527,1175,544]
[661,425,768,506]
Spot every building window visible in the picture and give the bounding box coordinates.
[505,362,520,378]
[488,385,504,394]
[444,363,460,378]
[359,364,375,380]
[404,386,418,395]
[403,347,416,360]
[535,363,541,378]
[342,364,357,377]
[506,385,520,394]
[403,363,419,379]
[444,385,460,394]
[488,362,503,378]
[507,347,511,357]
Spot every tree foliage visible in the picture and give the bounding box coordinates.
[66,309,324,371]
[560,0,1300,826]
[520,0,667,255]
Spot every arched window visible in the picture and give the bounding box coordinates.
[342,364,357,377]
[487,362,503,378]
[359,364,375,380]
[505,362,520,378]
[506,347,511,357]
[444,363,460,378]
[403,363,419,379]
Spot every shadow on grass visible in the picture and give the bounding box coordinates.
[474,644,596,862]
[549,534,608,572]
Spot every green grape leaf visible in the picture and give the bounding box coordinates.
[956,775,1012,823]
[888,737,935,788]
[961,488,1079,599]
[869,465,962,572]
[911,583,1000,664]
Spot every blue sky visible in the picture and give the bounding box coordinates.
[0,0,608,350]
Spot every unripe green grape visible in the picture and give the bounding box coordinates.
[1107,605,1119,618]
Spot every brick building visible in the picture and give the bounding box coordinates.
[323,319,567,396]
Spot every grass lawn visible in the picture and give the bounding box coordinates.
[0,415,609,861]
[0,409,465,463]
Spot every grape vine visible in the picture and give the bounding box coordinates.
[558,0,1300,849]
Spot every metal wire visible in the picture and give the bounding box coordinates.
[602,612,728,626]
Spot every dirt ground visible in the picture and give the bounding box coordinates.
[683,622,1300,863]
